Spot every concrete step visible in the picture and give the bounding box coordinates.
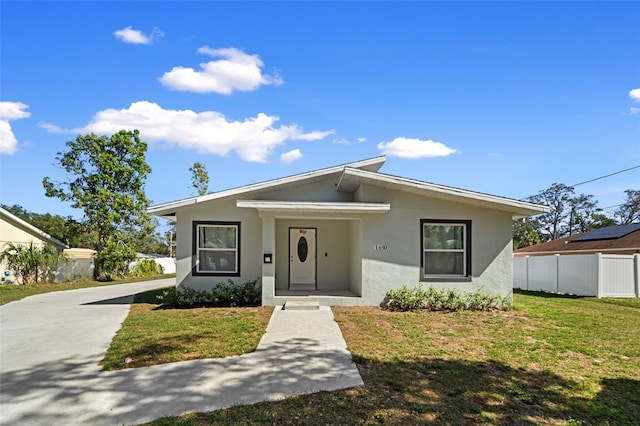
[284,301,320,310]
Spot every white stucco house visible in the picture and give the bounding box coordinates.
[149,156,547,306]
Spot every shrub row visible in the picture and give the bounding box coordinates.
[130,259,164,278]
[383,284,511,312]
[157,279,260,308]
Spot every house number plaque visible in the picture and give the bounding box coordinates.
[373,244,387,251]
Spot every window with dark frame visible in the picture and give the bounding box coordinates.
[421,219,471,279]
[192,221,240,276]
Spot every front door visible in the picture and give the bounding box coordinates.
[289,228,316,287]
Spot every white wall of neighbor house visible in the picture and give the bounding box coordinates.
[1,217,64,283]
[1,220,50,250]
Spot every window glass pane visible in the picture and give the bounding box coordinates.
[199,226,236,249]
[424,252,464,275]
[423,225,464,249]
[199,250,237,272]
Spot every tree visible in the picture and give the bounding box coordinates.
[527,183,575,241]
[512,218,541,249]
[1,203,94,248]
[0,242,67,284]
[566,193,603,235]
[615,189,640,224]
[132,217,170,255]
[519,183,608,246]
[43,130,152,281]
[189,162,209,196]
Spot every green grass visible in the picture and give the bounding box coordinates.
[0,274,175,305]
[141,291,639,425]
[101,287,273,370]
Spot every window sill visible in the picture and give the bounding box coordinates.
[192,271,241,277]
[421,276,472,283]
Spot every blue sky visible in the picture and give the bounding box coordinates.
[1,1,639,222]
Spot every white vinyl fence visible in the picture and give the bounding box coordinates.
[514,253,640,298]
[152,257,176,274]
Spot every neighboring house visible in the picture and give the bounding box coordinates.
[149,156,547,306]
[0,206,68,283]
[514,223,640,257]
[513,224,640,298]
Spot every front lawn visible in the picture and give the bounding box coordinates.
[101,287,273,370]
[143,291,639,425]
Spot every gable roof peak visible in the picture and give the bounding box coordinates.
[149,156,386,217]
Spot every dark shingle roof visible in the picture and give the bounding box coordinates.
[515,224,640,255]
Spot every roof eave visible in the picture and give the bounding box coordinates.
[236,200,391,214]
[337,168,548,218]
[148,156,386,217]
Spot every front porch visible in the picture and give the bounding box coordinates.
[272,288,367,306]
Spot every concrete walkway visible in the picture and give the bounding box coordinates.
[0,279,363,425]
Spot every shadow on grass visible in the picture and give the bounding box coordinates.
[133,287,168,305]
[353,357,640,425]
[514,288,586,299]
[158,356,640,425]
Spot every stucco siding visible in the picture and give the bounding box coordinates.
[173,181,516,305]
[1,220,50,250]
[257,176,352,202]
[175,198,263,292]
[357,185,514,303]
[349,220,363,295]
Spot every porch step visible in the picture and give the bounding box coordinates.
[284,301,320,311]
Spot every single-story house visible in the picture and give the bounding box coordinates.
[1,206,68,283]
[514,223,640,257]
[149,156,547,306]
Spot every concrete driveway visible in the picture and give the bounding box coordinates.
[0,279,362,425]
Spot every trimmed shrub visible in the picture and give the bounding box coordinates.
[156,279,260,308]
[383,284,511,312]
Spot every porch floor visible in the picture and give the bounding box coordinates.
[275,289,359,298]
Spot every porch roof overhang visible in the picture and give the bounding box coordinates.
[236,200,391,215]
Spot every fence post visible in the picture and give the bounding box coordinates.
[556,254,560,293]
[526,256,530,291]
[596,252,602,298]
[634,253,639,298]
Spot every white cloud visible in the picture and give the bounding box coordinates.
[357,137,367,143]
[377,137,459,159]
[0,101,31,155]
[280,149,303,163]
[159,46,283,94]
[40,101,333,162]
[630,107,640,115]
[629,88,640,102]
[332,137,350,145]
[113,26,163,45]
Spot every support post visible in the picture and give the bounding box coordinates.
[261,215,276,305]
